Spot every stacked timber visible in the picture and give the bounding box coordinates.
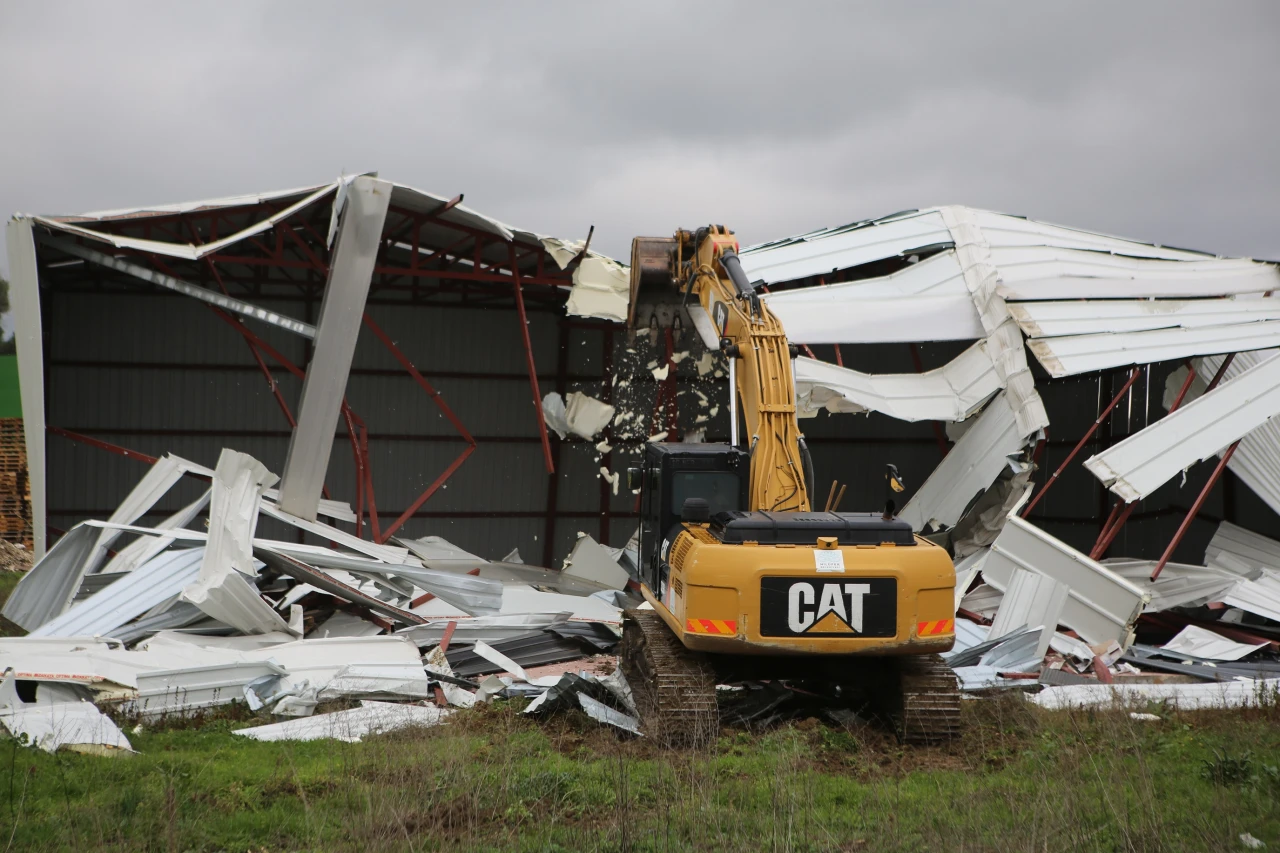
[0,419,31,548]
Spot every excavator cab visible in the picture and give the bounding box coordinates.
[631,443,749,596]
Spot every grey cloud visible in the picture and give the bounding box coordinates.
[1,1,1278,272]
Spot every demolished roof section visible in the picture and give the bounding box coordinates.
[793,341,999,422]
[1192,351,1280,519]
[898,392,1030,533]
[1084,352,1280,502]
[980,516,1149,647]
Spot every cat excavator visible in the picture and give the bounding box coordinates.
[620,226,960,745]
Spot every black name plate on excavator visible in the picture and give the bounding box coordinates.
[759,577,897,638]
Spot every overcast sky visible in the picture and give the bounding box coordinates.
[2,1,1278,277]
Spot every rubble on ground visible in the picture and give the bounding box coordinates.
[6,442,1280,754]
[0,538,31,572]
[0,449,642,749]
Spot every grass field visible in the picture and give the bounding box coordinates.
[2,679,1278,850]
[2,572,1279,851]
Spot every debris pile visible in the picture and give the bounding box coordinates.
[0,538,31,573]
[944,508,1280,702]
[0,449,643,750]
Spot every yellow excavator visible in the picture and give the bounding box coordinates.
[620,226,960,745]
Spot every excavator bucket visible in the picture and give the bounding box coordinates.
[627,236,678,327]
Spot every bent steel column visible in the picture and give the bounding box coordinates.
[279,177,391,521]
[6,219,46,556]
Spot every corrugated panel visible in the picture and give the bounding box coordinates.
[981,516,1149,646]
[985,568,1068,664]
[760,252,983,342]
[1027,321,1280,378]
[793,342,998,422]
[1010,297,1280,338]
[1197,351,1280,519]
[30,547,204,638]
[1204,521,1280,576]
[354,304,561,375]
[46,291,309,366]
[739,210,952,285]
[898,392,1026,533]
[965,208,1213,261]
[1222,570,1280,623]
[994,249,1279,300]
[1085,352,1280,502]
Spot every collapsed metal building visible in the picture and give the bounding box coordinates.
[7,178,1280,582]
[8,177,1280,746]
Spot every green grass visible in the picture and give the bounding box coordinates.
[0,569,23,637]
[3,574,1278,850]
[0,355,18,418]
[2,697,1280,851]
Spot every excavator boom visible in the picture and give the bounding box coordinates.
[635,226,812,512]
[622,226,960,746]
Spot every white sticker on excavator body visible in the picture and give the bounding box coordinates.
[814,550,845,573]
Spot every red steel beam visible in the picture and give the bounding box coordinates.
[360,314,476,446]
[909,343,950,458]
[46,427,158,466]
[511,244,555,473]
[1022,366,1143,518]
[1092,355,1236,560]
[1150,440,1241,581]
[362,314,479,543]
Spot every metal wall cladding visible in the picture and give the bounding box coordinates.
[342,376,543,438]
[355,303,561,375]
[47,366,301,434]
[46,290,310,367]
[45,284,1277,570]
[554,442,616,513]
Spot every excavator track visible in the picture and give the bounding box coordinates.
[892,654,961,745]
[620,609,719,747]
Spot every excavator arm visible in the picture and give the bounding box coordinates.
[636,226,811,512]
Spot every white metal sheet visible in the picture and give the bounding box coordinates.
[1161,625,1267,661]
[1010,296,1280,338]
[1102,559,1242,611]
[1084,352,1280,501]
[793,341,999,422]
[1,524,100,631]
[1222,570,1280,624]
[1032,678,1280,710]
[899,393,1027,532]
[279,176,391,521]
[760,251,984,342]
[34,183,338,262]
[30,548,204,638]
[966,207,1212,261]
[180,567,293,636]
[739,210,952,285]
[1196,351,1280,519]
[938,207,1049,436]
[233,699,449,743]
[201,449,277,580]
[986,568,1068,664]
[0,675,133,754]
[980,516,1149,647]
[1205,521,1280,579]
[1028,321,1280,377]
[992,247,1278,300]
[5,218,45,556]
